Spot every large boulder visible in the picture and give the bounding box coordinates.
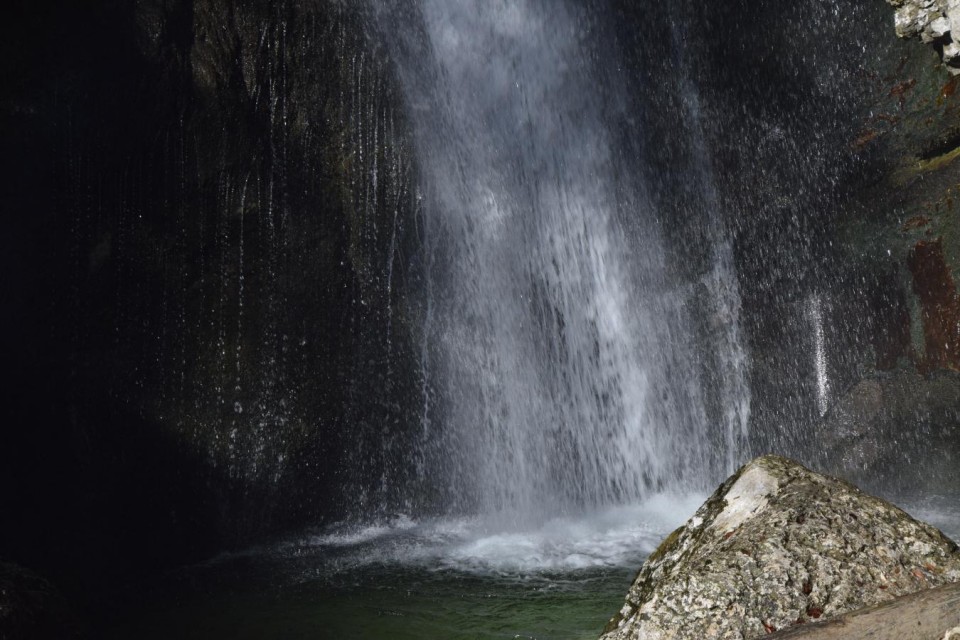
[600,455,960,640]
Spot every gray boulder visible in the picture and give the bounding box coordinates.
[600,455,960,640]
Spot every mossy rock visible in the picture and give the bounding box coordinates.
[600,455,960,640]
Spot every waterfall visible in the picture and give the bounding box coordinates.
[367,0,749,518]
[671,16,752,477]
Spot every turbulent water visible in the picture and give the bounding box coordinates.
[366,0,750,518]
[104,494,704,639]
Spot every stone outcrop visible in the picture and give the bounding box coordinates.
[816,370,960,494]
[2,0,425,584]
[888,0,960,72]
[600,455,960,640]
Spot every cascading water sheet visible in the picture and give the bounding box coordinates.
[368,0,748,518]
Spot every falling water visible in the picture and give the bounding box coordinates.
[367,0,750,518]
[671,17,752,476]
[808,294,830,417]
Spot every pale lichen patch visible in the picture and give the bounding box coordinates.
[708,463,778,536]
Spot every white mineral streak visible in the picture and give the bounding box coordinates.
[808,295,830,417]
[707,464,776,536]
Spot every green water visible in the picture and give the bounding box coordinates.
[102,494,960,640]
[108,565,632,639]
[102,502,691,640]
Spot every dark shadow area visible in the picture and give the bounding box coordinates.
[1,2,424,635]
[0,0,302,610]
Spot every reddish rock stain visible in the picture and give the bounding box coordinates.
[853,129,878,149]
[907,238,960,372]
[903,215,932,231]
[942,76,959,99]
[890,78,916,98]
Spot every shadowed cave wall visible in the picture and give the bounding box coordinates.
[1,0,428,593]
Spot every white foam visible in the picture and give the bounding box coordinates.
[298,494,705,576]
[309,514,418,547]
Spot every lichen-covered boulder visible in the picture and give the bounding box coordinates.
[600,455,960,640]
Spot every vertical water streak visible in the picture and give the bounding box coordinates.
[329,9,423,514]
[670,17,752,476]
[808,294,830,417]
[416,185,436,495]
[236,174,248,422]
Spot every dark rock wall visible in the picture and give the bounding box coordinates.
[692,0,925,462]
[610,0,960,488]
[1,0,425,590]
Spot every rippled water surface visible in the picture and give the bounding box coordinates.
[105,492,960,640]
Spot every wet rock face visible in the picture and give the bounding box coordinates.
[702,0,960,478]
[1,0,424,583]
[888,0,960,72]
[908,238,960,371]
[600,455,960,640]
[816,370,960,495]
[119,0,424,516]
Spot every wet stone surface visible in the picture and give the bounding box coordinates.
[600,455,960,640]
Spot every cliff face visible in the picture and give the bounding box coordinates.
[1,0,425,585]
[627,0,960,488]
[809,0,960,488]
